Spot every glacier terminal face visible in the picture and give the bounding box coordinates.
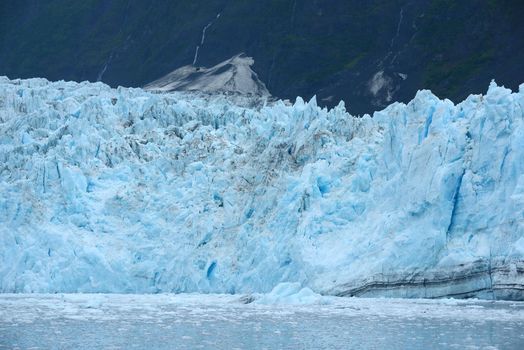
[1,76,523,299]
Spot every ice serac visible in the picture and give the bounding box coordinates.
[144,53,270,97]
[1,77,524,299]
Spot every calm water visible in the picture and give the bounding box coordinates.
[1,294,523,349]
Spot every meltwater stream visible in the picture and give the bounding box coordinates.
[0,294,523,349]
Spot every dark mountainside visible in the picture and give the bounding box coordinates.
[1,0,523,114]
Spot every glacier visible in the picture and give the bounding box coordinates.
[1,76,524,299]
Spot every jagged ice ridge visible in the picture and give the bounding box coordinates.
[1,77,524,299]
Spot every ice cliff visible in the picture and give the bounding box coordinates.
[1,77,524,299]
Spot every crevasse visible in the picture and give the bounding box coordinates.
[1,77,524,299]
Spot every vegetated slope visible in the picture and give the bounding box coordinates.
[1,77,524,299]
[1,0,523,114]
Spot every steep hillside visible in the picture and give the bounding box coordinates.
[1,0,523,114]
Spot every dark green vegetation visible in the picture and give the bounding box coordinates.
[1,0,523,114]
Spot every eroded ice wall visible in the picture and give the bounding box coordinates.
[1,77,523,299]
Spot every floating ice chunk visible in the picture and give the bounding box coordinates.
[255,283,327,305]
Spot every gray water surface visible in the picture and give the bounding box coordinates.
[1,294,523,349]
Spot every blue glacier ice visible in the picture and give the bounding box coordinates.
[1,76,523,299]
